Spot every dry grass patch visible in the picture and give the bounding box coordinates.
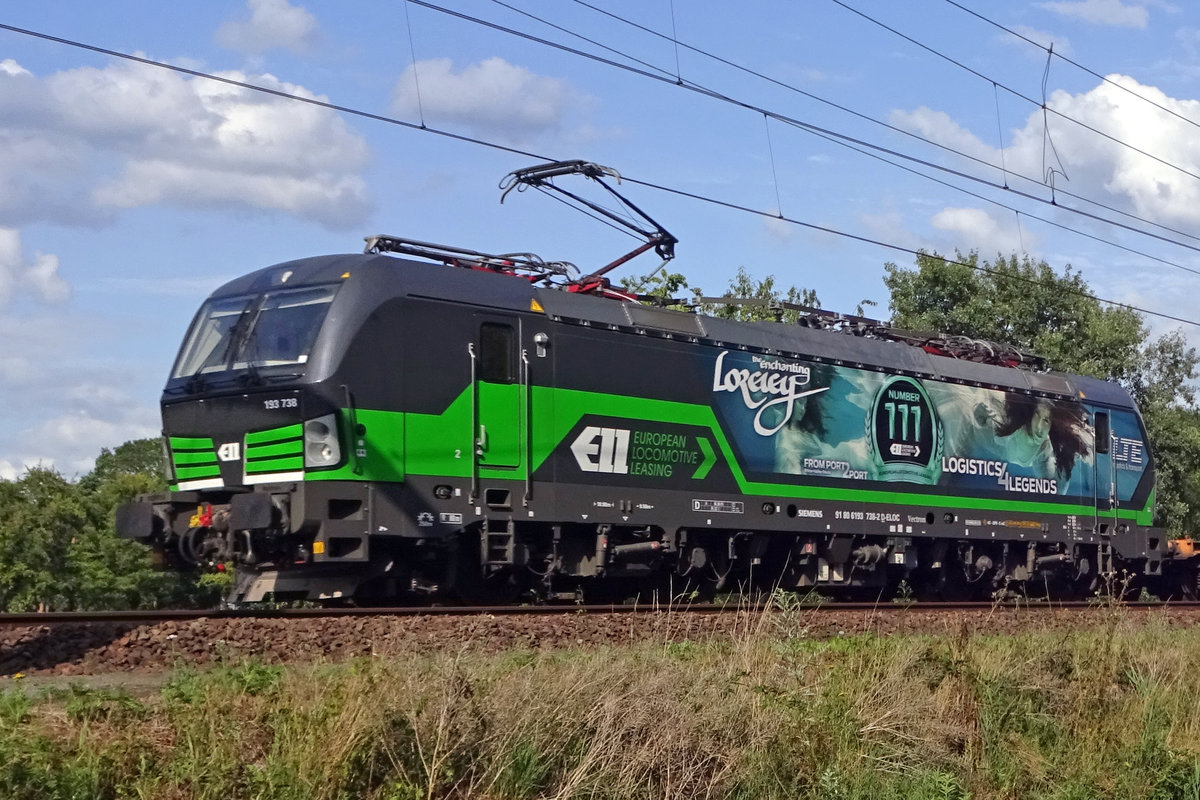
[4,604,1200,798]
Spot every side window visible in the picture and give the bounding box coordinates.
[1095,411,1110,454]
[479,323,515,383]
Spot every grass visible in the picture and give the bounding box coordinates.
[3,605,1200,798]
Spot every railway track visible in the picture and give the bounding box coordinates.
[3,599,1198,626]
[4,598,1197,680]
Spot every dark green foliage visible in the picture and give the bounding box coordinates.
[699,266,821,323]
[622,266,822,321]
[0,438,209,611]
[0,469,86,611]
[884,251,1146,381]
[1128,331,1200,533]
[78,438,167,494]
[619,268,692,305]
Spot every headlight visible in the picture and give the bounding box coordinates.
[304,413,341,468]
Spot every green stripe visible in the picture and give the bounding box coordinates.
[172,451,217,466]
[245,441,302,459]
[170,436,214,450]
[246,425,303,445]
[309,386,1157,524]
[176,465,221,480]
[245,456,304,473]
[540,388,1144,518]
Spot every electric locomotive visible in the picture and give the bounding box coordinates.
[117,161,1193,603]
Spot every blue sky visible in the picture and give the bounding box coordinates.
[2,0,1200,477]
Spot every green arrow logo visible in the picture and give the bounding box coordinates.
[692,436,716,480]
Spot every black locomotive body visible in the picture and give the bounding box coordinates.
[117,238,1189,604]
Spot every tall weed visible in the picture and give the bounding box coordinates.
[1,604,1200,798]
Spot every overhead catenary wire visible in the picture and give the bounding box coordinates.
[451,0,1200,275]
[943,0,1200,135]
[618,173,1200,328]
[0,21,1196,330]
[402,0,427,128]
[799,115,1200,278]
[826,0,1200,187]
[560,0,1200,249]
[497,0,1200,274]
[0,22,549,162]
[464,0,1200,266]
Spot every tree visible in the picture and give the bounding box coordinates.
[78,438,167,494]
[699,266,820,324]
[619,268,691,302]
[620,265,821,321]
[0,468,85,611]
[884,251,1146,382]
[71,459,178,611]
[884,250,1200,535]
[0,438,209,612]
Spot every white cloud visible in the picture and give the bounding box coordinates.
[1037,0,1149,28]
[216,0,319,55]
[1004,25,1073,56]
[392,57,573,143]
[858,210,926,253]
[892,75,1200,233]
[0,228,69,306]
[0,311,162,477]
[0,59,30,78]
[0,461,16,482]
[0,58,370,229]
[94,159,368,229]
[888,107,1000,163]
[25,410,159,478]
[929,207,1032,256]
[0,378,160,479]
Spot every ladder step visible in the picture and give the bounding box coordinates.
[482,519,516,568]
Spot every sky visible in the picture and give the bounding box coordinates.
[2,0,1200,479]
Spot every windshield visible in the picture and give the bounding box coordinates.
[171,285,338,379]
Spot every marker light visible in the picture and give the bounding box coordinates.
[304,413,341,468]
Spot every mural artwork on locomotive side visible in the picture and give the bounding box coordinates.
[556,347,1147,506]
[715,348,1151,502]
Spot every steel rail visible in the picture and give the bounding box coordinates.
[0,600,1196,626]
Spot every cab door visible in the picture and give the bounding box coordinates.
[473,317,523,469]
[1093,410,1117,532]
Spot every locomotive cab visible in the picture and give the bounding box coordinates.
[117,254,430,603]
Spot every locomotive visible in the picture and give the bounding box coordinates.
[117,161,1194,604]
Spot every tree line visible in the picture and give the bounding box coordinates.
[0,440,224,611]
[1,250,1196,611]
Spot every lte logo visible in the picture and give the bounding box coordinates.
[217,442,241,462]
[571,426,630,474]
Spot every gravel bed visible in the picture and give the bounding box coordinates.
[1,605,1195,678]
